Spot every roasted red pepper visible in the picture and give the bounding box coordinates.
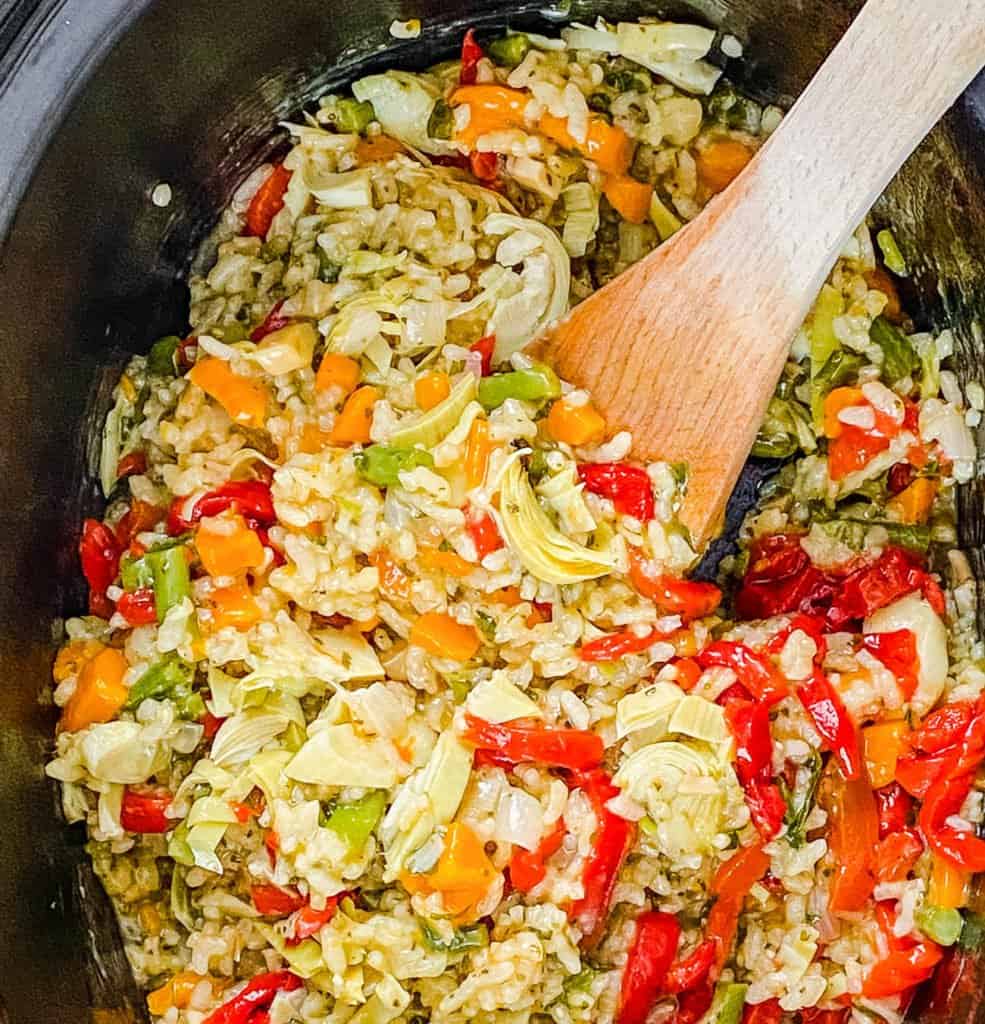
[470,334,496,376]
[821,764,878,912]
[202,710,225,741]
[724,700,786,839]
[578,463,655,522]
[827,547,932,629]
[617,911,681,1024]
[663,939,716,994]
[797,669,861,780]
[250,884,306,917]
[245,164,293,238]
[579,628,660,663]
[288,894,343,944]
[861,630,919,700]
[872,828,924,883]
[862,941,943,999]
[202,970,303,1024]
[469,150,500,183]
[465,504,503,560]
[115,498,162,548]
[115,450,147,479]
[875,782,914,839]
[461,714,604,771]
[897,700,985,800]
[677,983,715,1024]
[742,999,783,1024]
[509,821,566,892]
[80,518,122,618]
[459,28,484,85]
[120,787,172,833]
[116,587,159,626]
[699,641,788,705]
[800,1007,849,1024]
[919,773,985,872]
[707,844,769,970]
[250,299,291,342]
[168,480,277,534]
[735,533,834,620]
[569,769,635,948]
[627,547,721,620]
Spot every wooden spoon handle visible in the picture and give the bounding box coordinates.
[732,0,985,306]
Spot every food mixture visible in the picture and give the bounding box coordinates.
[46,18,985,1024]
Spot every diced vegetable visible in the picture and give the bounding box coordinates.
[125,655,199,715]
[464,418,493,490]
[334,97,376,132]
[208,582,263,631]
[696,141,753,194]
[876,228,909,277]
[250,321,316,376]
[329,385,379,444]
[353,72,458,155]
[627,548,721,619]
[462,714,603,770]
[355,444,435,487]
[929,854,969,909]
[562,182,601,256]
[188,358,268,429]
[862,720,910,788]
[245,165,293,238]
[547,397,607,446]
[617,911,681,1024]
[649,191,683,240]
[887,476,938,524]
[316,352,361,394]
[478,364,561,409]
[820,761,878,911]
[459,28,484,85]
[809,284,847,428]
[201,970,302,1024]
[703,982,748,1024]
[325,791,387,853]
[147,335,182,376]
[917,905,963,946]
[410,612,482,661]
[578,462,655,521]
[870,316,919,383]
[415,370,451,411]
[60,646,129,733]
[80,518,122,618]
[402,822,497,921]
[602,175,654,224]
[120,787,173,833]
[797,669,861,780]
[196,514,265,578]
[488,33,531,67]
[390,374,477,448]
[539,111,635,177]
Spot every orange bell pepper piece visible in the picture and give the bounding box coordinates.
[369,547,412,601]
[546,397,607,446]
[355,135,405,165]
[207,581,263,631]
[888,477,938,524]
[188,357,267,429]
[821,762,879,912]
[489,586,523,606]
[53,639,103,684]
[403,822,498,921]
[696,139,754,194]
[823,386,866,440]
[601,175,654,225]
[415,371,451,411]
[410,612,481,661]
[196,513,266,577]
[862,719,911,789]
[539,111,634,176]
[464,417,493,490]
[419,547,474,578]
[928,853,969,909]
[329,385,379,445]
[450,85,529,146]
[60,646,129,733]
[146,971,218,1016]
[315,353,361,395]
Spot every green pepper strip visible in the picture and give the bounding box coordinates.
[325,791,387,852]
[355,445,435,487]
[477,364,561,410]
[146,544,192,621]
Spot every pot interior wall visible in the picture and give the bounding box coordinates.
[1,1,984,1020]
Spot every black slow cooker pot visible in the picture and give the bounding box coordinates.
[2,1,985,1021]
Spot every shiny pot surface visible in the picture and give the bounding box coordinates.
[1,1,984,1020]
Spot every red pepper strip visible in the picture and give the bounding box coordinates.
[469,151,500,183]
[245,164,293,238]
[919,773,985,872]
[569,769,636,949]
[897,700,985,799]
[765,613,829,660]
[861,630,920,700]
[250,299,291,342]
[677,982,715,1024]
[202,711,225,740]
[120,787,172,833]
[821,764,878,912]
[707,844,770,971]
[80,518,122,618]
[797,669,861,780]
[735,533,835,620]
[800,1008,849,1024]
[724,701,786,839]
[509,820,566,892]
[826,547,930,629]
[470,334,496,376]
[663,939,716,994]
[912,701,976,753]
[861,942,943,999]
[578,463,655,522]
[251,884,306,917]
[288,894,343,944]
[617,911,681,1024]
[465,504,503,560]
[741,998,783,1024]
[875,782,914,839]
[872,828,924,883]
[699,642,788,706]
[115,499,163,548]
[168,480,277,534]
[459,27,484,85]
[202,970,303,1024]
[626,547,721,620]
[116,587,158,625]
[579,628,660,663]
[116,450,147,479]
[461,714,604,771]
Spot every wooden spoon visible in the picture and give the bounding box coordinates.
[532,0,985,547]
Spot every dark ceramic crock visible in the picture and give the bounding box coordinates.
[1,1,984,1021]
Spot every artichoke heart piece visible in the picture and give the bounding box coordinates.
[499,459,615,585]
[668,695,730,748]
[389,375,478,449]
[616,681,685,739]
